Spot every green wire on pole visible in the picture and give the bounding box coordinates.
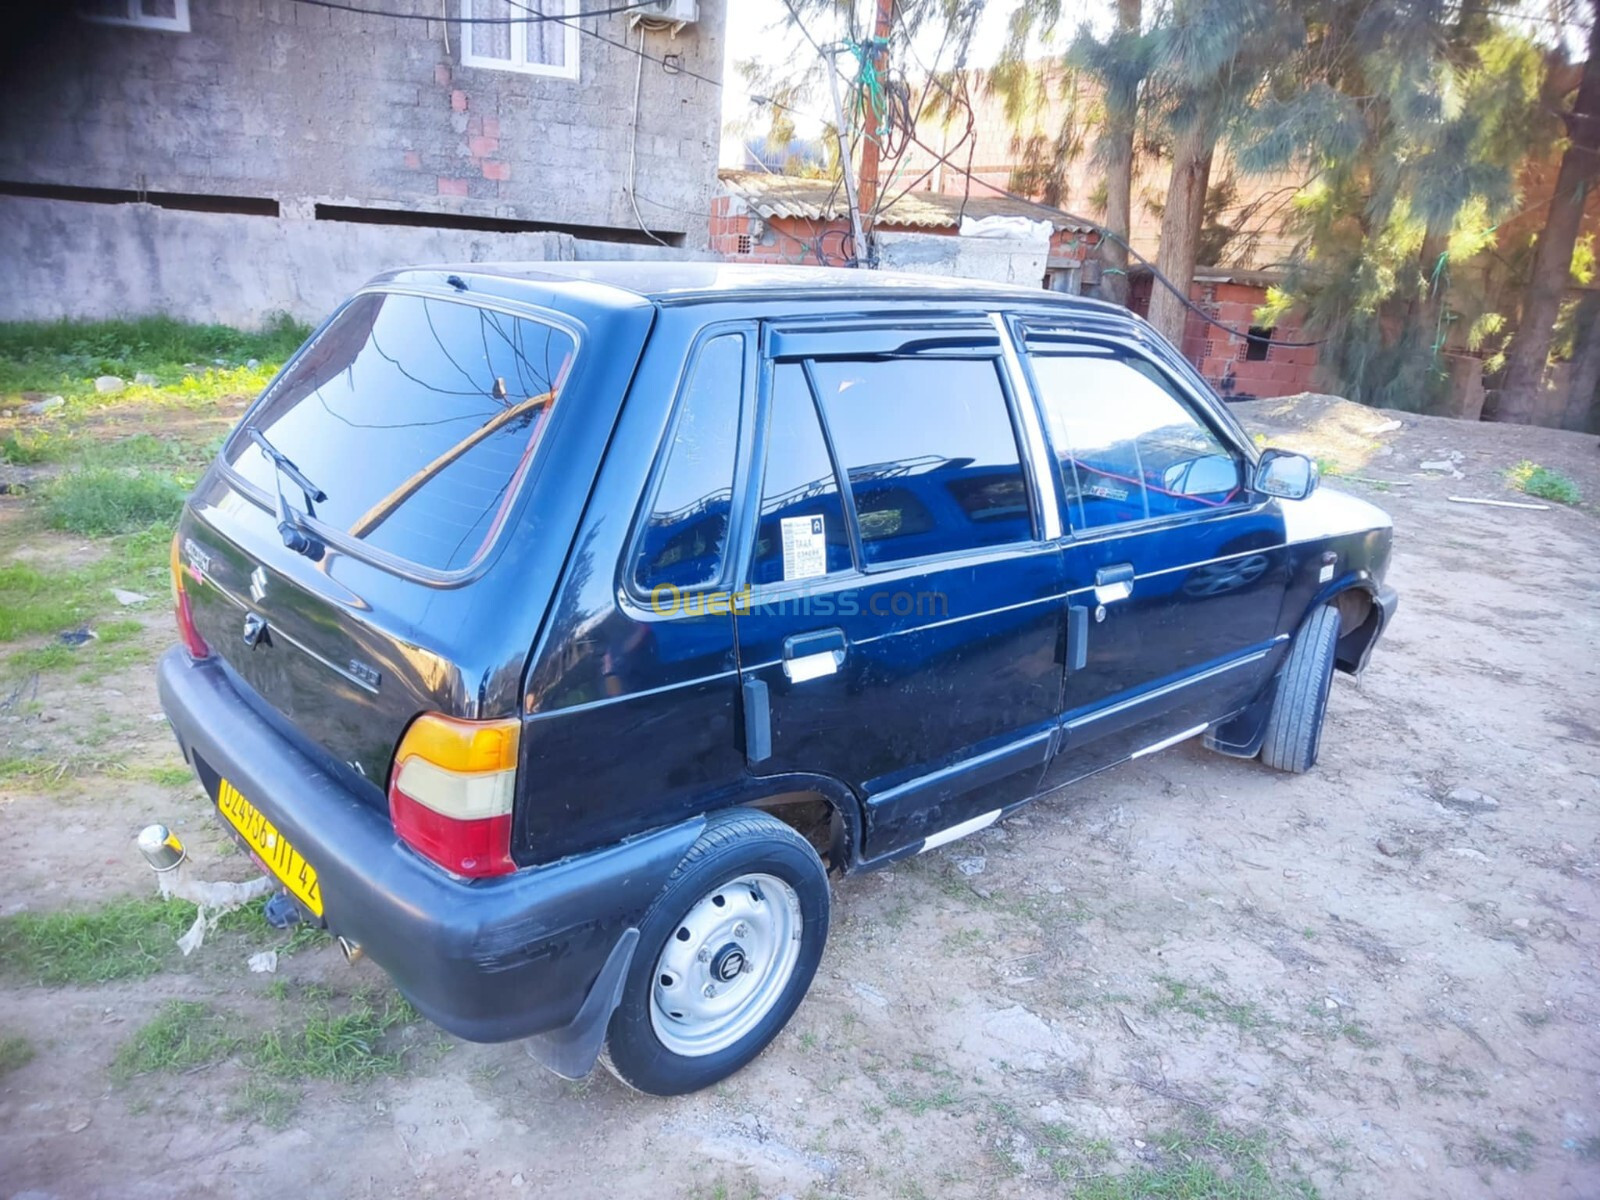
[846,36,890,146]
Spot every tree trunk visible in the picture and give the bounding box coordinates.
[1147,116,1215,344]
[1496,19,1600,425]
[1563,291,1600,430]
[1098,0,1141,308]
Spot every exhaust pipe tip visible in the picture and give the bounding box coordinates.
[337,936,364,964]
[136,824,187,873]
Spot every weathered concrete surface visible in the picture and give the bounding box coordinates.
[875,230,1049,286]
[0,0,725,246]
[0,197,705,327]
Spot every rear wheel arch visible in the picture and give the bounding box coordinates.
[741,785,856,874]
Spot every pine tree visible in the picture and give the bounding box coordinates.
[1248,2,1553,410]
[1143,0,1302,343]
[1070,0,1145,305]
[1498,10,1600,424]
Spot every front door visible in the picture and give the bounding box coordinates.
[1021,331,1290,786]
[733,325,1065,860]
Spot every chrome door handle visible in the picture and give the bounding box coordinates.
[1094,563,1135,605]
[782,628,846,683]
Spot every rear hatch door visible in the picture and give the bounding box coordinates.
[179,287,588,791]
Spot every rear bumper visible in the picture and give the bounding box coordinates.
[157,647,700,1043]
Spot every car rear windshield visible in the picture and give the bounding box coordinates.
[225,291,576,574]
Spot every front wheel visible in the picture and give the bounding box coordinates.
[1259,603,1341,773]
[602,811,830,1096]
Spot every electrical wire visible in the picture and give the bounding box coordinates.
[294,0,1326,345]
[625,21,671,247]
[289,0,660,23]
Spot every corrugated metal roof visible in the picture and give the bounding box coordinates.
[719,170,1097,233]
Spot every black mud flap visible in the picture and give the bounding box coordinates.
[523,928,640,1079]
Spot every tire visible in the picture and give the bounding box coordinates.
[1259,604,1341,774]
[602,810,830,1096]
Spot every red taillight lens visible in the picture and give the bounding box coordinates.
[388,714,519,878]
[169,534,211,659]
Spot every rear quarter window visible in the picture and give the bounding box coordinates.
[225,291,577,575]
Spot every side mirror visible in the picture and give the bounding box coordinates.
[1254,448,1318,501]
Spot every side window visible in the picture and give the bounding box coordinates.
[633,334,743,594]
[751,365,853,586]
[809,358,1032,566]
[1029,348,1242,530]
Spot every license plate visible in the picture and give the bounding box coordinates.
[216,778,323,916]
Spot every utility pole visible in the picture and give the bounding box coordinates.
[823,46,868,266]
[855,0,894,223]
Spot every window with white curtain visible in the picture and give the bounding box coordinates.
[80,0,190,32]
[461,0,579,80]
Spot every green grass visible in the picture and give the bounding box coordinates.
[0,896,199,985]
[1465,1128,1537,1172]
[252,992,415,1082]
[42,467,190,535]
[0,315,307,407]
[0,1034,35,1078]
[1075,1117,1319,1200]
[1150,976,1275,1033]
[0,525,170,641]
[112,1000,241,1082]
[0,431,66,465]
[229,1077,300,1129]
[1505,461,1582,505]
[135,764,197,788]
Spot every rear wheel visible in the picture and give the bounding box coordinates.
[602,811,829,1096]
[1259,604,1341,774]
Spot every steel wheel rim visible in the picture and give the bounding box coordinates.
[649,872,804,1058]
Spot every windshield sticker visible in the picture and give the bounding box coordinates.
[781,515,827,581]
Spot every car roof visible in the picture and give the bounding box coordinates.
[373,260,1126,317]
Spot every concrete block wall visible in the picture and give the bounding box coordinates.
[0,196,704,328]
[0,1,725,245]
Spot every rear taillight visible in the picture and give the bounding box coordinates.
[388,714,519,878]
[169,533,211,659]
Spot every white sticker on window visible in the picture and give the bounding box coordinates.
[780,515,827,581]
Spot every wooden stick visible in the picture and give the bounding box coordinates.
[1447,496,1550,510]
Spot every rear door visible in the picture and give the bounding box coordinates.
[1019,328,1290,787]
[179,288,600,791]
[733,321,1066,860]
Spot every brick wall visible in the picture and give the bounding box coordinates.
[710,196,831,265]
[1180,281,1317,400]
[0,1,725,246]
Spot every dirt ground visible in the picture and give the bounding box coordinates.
[1,394,1597,1199]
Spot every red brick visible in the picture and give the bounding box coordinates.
[481,160,510,182]
[469,135,499,158]
[437,177,468,196]
[466,114,483,137]
[450,90,468,112]
[481,116,500,140]
[434,64,451,86]
[403,150,421,169]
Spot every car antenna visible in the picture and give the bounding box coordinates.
[445,274,469,292]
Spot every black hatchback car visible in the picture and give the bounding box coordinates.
[159,263,1396,1095]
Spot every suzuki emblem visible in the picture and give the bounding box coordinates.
[249,566,268,604]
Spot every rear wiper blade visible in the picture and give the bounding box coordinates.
[247,427,328,561]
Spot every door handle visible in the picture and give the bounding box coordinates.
[782,628,846,683]
[1094,562,1135,605]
